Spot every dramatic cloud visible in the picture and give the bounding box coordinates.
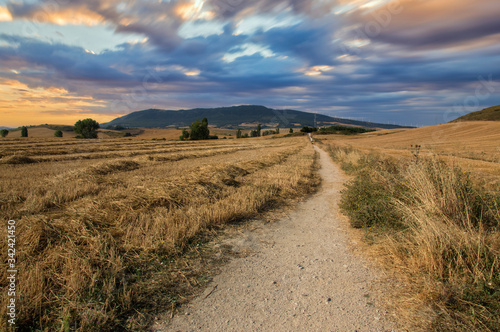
[0,0,499,126]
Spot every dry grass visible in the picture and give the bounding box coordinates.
[321,121,500,189]
[0,136,320,331]
[5,126,75,138]
[323,141,500,331]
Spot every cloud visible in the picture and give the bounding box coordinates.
[203,0,338,20]
[342,0,500,49]
[1,0,500,126]
[0,34,133,83]
[7,1,105,26]
[0,6,12,21]
[6,0,192,50]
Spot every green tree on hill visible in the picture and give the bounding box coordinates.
[74,118,99,139]
[0,129,8,137]
[236,128,242,138]
[189,118,210,140]
[54,130,63,137]
[21,126,28,137]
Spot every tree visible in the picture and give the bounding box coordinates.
[54,130,63,137]
[236,128,242,138]
[21,126,28,137]
[256,124,261,137]
[74,118,100,138]
[0,129,8,137]
[189,118,210,140]
[300,126,317,133]
[276,127,280,134]
[289,128,293,134]
[262,130,272,136]
[179,128,190,141]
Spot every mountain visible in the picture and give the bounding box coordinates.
[103,105,411,129]
[452,105,500,122]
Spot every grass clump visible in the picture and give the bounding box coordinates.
[327,143,500,331]
[339,170,403,229]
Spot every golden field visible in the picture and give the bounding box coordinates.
[322,121,500,189]
[3,126,289,140]
[319,122,499,331]
[0,135,319,331]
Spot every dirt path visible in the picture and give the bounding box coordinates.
[153,146,395,331]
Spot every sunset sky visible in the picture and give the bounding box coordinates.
[1,0,499,127]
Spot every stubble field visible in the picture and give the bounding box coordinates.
[324,121,500,189]
[0,135,319,331]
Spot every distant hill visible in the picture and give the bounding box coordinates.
[103,105,411,129]
[452,105,500,122]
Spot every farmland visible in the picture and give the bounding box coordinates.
[318,121,500,331]
[0,136,319,331]
[321,121,500,189]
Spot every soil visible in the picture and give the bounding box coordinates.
[152,146,396,331]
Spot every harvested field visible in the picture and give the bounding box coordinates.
[319,121,500,189]
[0,136,320,331]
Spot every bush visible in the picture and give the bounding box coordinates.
[21,126,28,137]
[179,129,190,141]
[339,170,403,229]
[54,130,63,137]
[262,130,275,136]
[74,118,99,139]
[0,129,8,137]
[189,118,210,140]
[300,126,317,133]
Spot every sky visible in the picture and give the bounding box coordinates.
[1,0,500,127]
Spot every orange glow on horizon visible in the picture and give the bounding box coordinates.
[0,79,119,127]
[1,110,118,127]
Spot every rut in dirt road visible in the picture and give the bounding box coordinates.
[153,146,395,331]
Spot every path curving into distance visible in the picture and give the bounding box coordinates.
[153,146,395,332]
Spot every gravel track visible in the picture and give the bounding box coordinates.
[153,146,395,331]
